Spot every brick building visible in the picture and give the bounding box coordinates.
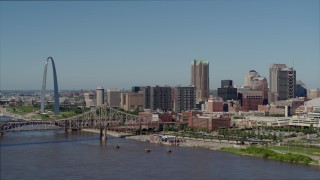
[181,111,202,122]
[206,97,224,113]
[240,91,264,111]
[188,115,231,131]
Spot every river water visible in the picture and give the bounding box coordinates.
[0,129,319,180]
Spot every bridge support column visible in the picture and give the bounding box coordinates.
[65,128,72,133]
[100,127,107,143]
[0,132,3,137]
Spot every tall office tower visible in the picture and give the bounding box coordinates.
[191,59,209,103]
[107,89,121,107]
[96,87,104,107]
[217,80,238,101]
[244,70,259,86]
[221,80,233,88]
[173,86,196,113]
[269,64,296,102]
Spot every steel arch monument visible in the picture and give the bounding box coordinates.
[40,57,60,114]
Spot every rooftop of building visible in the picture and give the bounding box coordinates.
[240,90,263,95]
[309,88,320,92]
[281,67,295,71]
[192,59,209,64]
[176,85,195,88]
[107,89,120,92]
[270,64,287,68]
[252,76,266,81]
[305,97,320,107]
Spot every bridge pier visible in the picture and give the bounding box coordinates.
[0,132,3,137]
[100,127,107,143]
[65,128,72,133]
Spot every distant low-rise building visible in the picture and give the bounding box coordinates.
[258,98,306,116]
[138,112,153,121]
[159,113,174,122]
[227,100,241,112]
[233,116,291,128]
[307,89,320,99]
[181,111,202,122]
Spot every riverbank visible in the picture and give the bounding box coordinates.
[81,129,234,149]
[81,129,320,166]
[220,146,320,167]
[125,133,235,150]
[81,129,133,138]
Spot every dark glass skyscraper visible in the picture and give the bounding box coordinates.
[221,80,233,88]
[218,80,237,101]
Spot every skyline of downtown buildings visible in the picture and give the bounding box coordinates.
[82,60,313,113]
[4,57,319,114]
[1,59,318,107]
[15,58,315,100]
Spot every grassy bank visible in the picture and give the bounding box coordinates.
[6,106,35,115]
[269,146,320,156]
[220,146,317,165]
[5,105,89,120]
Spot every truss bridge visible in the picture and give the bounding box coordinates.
[0,105,159,135]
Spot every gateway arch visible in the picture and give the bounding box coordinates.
[40,57,60,114]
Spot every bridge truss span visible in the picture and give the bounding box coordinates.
[1,105,160,133]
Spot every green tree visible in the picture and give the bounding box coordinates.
[272,132,277,141]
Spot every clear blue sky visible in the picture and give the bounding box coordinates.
[0,0,319,90]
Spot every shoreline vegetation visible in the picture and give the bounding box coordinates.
[81,129,319,166]
[220,147,317,166]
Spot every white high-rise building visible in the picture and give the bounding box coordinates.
[244,70,259,86]
[96,87,104,107]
